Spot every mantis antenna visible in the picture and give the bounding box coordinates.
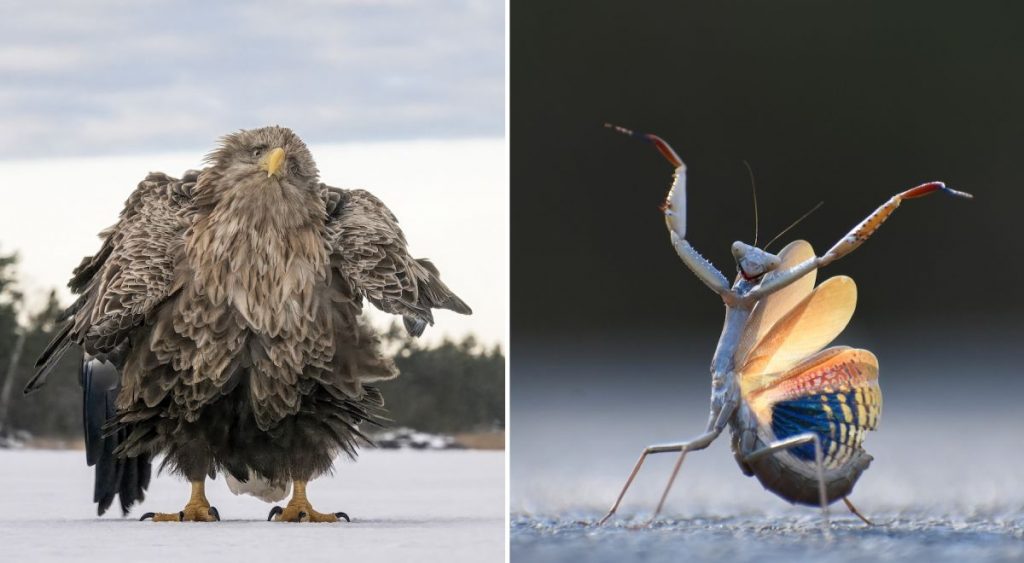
[764,200,825,251]
[742,160,759,247]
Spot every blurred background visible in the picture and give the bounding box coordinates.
[512,2,1023,557]
[0,0,506,449]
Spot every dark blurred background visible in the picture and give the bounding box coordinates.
[511,0,1024,520]
[514,0,1021,337]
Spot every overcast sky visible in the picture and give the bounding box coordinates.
[0,0,504,159]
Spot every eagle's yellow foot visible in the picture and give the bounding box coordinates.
[267,480,349,523]
[140,504,220,522]
[140,480,220,522]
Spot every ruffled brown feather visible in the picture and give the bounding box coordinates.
[324,186,472,336]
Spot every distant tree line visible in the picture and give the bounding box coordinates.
[0,248,504,440]
[378,323,505,434]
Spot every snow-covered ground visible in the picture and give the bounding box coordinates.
[0,449,504,562]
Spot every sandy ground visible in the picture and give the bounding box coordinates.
[0,449,505,562]
[512,515,1024,563]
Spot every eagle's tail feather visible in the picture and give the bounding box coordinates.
[82,358,151,515]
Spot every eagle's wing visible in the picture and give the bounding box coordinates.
[25,171,196,393]
[323,185,472,337]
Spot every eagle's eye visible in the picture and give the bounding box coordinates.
[251,145,267,159]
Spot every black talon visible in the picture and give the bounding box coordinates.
[298,511,308,522]
[335,512,350,522]
[268,506,283,521]
[140,512,155,521]
[208,506,220,521]
[178,511,185,521]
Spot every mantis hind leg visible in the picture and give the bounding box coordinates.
[843,497,875,526]
[743,433,831,537]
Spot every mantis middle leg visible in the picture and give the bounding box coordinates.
[598,399,736,526]
[596,429,722,526]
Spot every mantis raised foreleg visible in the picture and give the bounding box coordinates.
[744,181,972,303]
[605,124,972,304]
[604,124,732,297]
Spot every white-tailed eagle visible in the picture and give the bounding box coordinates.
[26,126,471,522]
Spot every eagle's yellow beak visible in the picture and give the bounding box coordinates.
[259,147,286,178]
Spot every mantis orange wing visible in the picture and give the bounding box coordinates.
[733,239,817,364]
[738,275,857,394]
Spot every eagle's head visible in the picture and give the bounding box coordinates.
[200,126,321,199]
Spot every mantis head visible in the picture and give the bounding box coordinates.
[731,241,781,280]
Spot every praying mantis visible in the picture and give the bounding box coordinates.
[598,124,972,532]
